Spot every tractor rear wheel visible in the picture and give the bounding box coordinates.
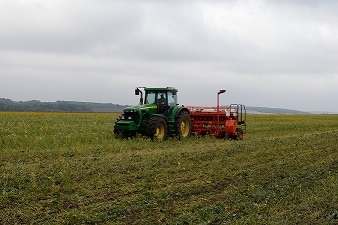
[175,111,192,139]
[146,116,168,140]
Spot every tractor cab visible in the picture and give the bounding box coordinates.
[135,87,178,115]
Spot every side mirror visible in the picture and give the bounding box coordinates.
[172,90,177,95]
[135,88,143,104]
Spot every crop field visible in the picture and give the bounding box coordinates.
[1,112,338,224]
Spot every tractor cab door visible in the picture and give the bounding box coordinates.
[167,91,176,109]
[156,91,168,115]
[159,91,177,115]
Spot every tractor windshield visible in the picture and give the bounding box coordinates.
[145,91,156,104]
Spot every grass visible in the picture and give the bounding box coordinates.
[1,112,338,224]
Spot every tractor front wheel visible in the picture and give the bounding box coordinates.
[146,116,168,140]
[175,111,192,139]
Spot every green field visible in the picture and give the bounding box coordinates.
[1,112,337,224]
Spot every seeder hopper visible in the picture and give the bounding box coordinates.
[186,90,246,139]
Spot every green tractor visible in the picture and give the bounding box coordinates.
[114,87,192,140]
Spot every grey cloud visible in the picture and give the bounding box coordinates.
[0,0,338,112]
[0,1,145,53]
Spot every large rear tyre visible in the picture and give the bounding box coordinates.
[175,111,192,139]
[146,116,168,140]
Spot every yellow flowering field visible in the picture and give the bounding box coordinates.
[1,112,338,224]
[0,112,116,150]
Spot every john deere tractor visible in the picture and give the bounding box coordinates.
[114,87,192,140]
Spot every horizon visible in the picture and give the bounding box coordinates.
[2,97,337,114]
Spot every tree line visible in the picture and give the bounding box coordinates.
[0,98,90,112]
[0,98,126,112]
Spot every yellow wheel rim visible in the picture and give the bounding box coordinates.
[155,124,165,139]
[180,118,190,137]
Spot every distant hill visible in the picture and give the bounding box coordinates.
[64,101,127,112]
[0,98,127,112]
[0,98,313,114]
[246,106,310,114]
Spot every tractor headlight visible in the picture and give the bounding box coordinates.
[121,115,125,120]
[128,116,132,120]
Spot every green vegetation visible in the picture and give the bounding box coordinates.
[1,112,337,224]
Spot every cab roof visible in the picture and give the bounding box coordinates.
[144,87,178,92]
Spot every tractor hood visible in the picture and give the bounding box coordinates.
[123,104,158,112]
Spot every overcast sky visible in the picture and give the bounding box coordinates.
[1,0,338,112]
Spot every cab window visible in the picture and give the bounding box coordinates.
[156,92,167,104]
[167,92,175,107]
[145,91,156,104]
